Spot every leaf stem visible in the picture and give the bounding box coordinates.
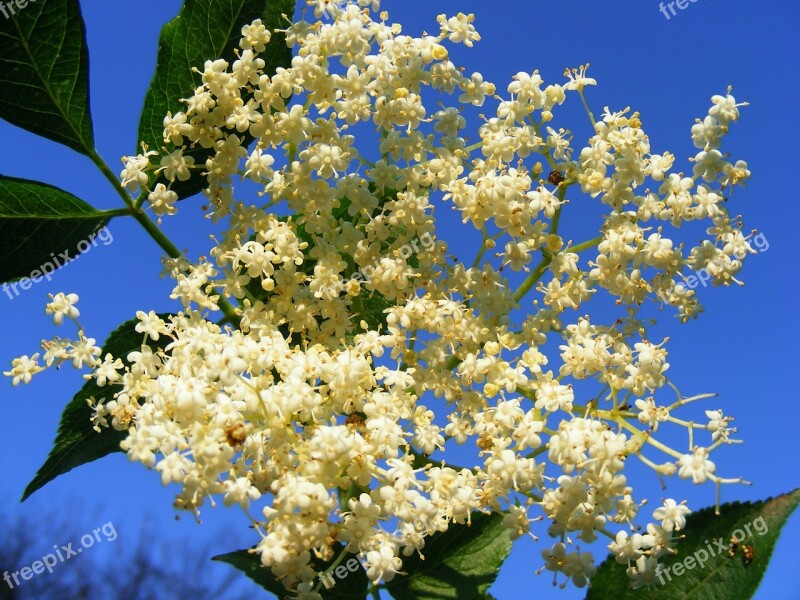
[87,149,240,324]
[577,88,597,127]
[511,253,551,304]
[89,149,137,208]
[471,225,490,269]
[570,236,603,254]
[89,148,185,258]
[98,207,134,218]
[616,418,683,460]
[313,545,351,594]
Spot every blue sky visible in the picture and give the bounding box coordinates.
[1,0,798,598]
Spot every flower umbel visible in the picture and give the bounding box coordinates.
[7,2,755,594]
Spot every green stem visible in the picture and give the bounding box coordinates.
[570,235,603,254]
[314,545,351,594]
[471,226,489,269]
[98,207,133,218]
[444,353,463,371]
[339,480,359,512]
[131,203,184,257]
[597,526,617,541]
[528,118,558,171]
[525,445,548,461]
[134,189,148,211]
[90,149,136,209]
[577,88,597,127]
[463,140,482,154]
[90,149,185,258]
[511,181,570,304]
[616,418,682,459]
[549,204,562,235]
[88,149,241,325]
[512,253,551,304]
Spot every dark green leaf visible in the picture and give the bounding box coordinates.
[22,315,173,501]
[213,542,369,599]
[586,488,800,600]
[137,0,294,199]
[386,512,512,600]
[0,175,108,284]
[350,289,391,335]
[0,0,94,155]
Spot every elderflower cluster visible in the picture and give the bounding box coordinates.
[8,0,756,593]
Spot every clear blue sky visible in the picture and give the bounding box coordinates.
[1,1,798,598]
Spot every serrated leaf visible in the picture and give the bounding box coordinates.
[350,289,391,335]
[586,488,800,600]
[386,512,512,600]
[0,175,108,284]
[213,542,369,599]
[0,0,94,155]
[22,315,173,501]
[137,0,294,199]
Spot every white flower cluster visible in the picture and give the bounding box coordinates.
[8,0,755,593]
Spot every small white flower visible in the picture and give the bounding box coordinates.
[677,447,716,483]
[364,544,402,582]
[534,380,574,413]
[4,354,45,386]
[541,542,596,588]
[240,19,271,53]
[90,353,124,387]
[608,530,644,564]
[652,499,691,532]
[223,476,262,508]
[45,292,80,325]
[626,555,661,589]
[147,183,179,217]
[69,335,101,369]
[706,409,736,442]
[563,64,597,91]
[635,397,669,431]
[437,13,481,47]
[135,310,169,341]
[157,149,194,182]
[119,151,156,192]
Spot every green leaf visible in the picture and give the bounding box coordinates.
[213,542,369,599]
[386,512,512,600]
[0,175,108,284]
[0,0,94,156]
[22,315,172,501]
[137,0,294,199]
[586,488,800,600]
[350,289,392,335]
